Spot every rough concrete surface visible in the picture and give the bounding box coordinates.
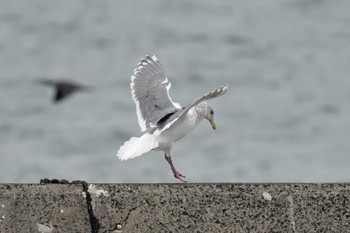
[1,183,350,232]
[0,182,92,232]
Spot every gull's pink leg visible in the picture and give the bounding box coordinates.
[164,153,187,182]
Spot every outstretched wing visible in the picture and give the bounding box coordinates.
[131,54,181,132]
[160,85,228,131]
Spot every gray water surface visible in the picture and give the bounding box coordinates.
[1,0,350,182]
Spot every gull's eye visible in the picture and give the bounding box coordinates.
[210,110,214,115]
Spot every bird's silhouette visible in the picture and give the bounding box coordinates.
[38,78,92,103]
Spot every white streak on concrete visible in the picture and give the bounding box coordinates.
[262,191,272,201]
[88,184,109,210]
[113,224,123,233]
[37,223,53,233]
[287,195,297,233]
[88,184,109,197]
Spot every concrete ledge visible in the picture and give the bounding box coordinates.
[1,182,350,232]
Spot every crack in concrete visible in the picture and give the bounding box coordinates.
[40,179,100,233]
[102,203,144,232]
[102,204,144,233]
[121,204,143,225]
[81,181,101,233]
[104,202,173,232]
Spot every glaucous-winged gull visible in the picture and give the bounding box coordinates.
[117,54,228,182]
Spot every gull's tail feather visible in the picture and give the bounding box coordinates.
[116,134,158,161]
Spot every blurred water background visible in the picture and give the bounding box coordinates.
[1,0,350,183]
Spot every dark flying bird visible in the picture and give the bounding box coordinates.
[38,78,92,103]
[116,54,228,182]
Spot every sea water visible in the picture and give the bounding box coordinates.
[1,0,350,182]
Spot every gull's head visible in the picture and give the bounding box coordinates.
[197,102,216,130]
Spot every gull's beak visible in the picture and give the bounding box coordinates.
[210,120,216,130]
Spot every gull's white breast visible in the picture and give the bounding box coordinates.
[155,108,199,151]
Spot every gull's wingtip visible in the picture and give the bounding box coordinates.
[221,85,228,92]
[150,53,158,61]
[142,54,158,63]
[214,85,228,96]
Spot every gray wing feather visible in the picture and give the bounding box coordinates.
[160,85,228,131]
[131,54,181,132]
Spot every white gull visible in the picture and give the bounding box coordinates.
[116,54,228,182]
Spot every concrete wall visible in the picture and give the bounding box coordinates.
[1,181,350,232]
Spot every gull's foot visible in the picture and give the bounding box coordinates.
[174,171,187,182]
